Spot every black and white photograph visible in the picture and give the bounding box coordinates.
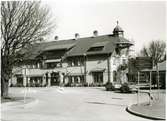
[1,0,166,121]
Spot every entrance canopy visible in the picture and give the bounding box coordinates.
[45,59,61,63]
[90,68,105,73]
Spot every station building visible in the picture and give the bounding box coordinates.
[11,22,133,87]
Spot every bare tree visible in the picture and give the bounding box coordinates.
[139,40,166,89]
[1,1,55,97]
[139,40,166,66]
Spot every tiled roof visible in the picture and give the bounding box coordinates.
[66,35,132,57]
[44,43,75,51]
[22,39,77,60]
[113,25,124,32]
[91,41,109,47]
[21,34,132,60]
[21,43,45,60]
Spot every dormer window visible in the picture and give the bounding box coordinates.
[87,46,104,52]
[87,41,107,52]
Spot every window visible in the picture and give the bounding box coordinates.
[46,62,62,69]
[68,75,84,84]
[122,59,127,65]
[73,60,78,66]
[68,58,84,67]
[68,76,72,83]
[115,47,121,55]
[56,63,61,67]
[87,46,104,52]
[113,58,116,65]
[113,71,117,82]
[74,76,78,83]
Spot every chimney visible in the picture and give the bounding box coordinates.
[54,36,58,40]
[93,30,98,37]
[75,33,80,40]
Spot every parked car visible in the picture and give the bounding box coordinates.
[113,83,121,90]
[120,83,131,93]
[105,82,115,91]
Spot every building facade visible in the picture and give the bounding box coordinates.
[11,23,133,87]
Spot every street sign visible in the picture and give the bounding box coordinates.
[135,57,153,70]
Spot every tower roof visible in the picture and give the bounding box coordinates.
[113,21,124,33]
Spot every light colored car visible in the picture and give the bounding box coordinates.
[113,83,121,89]
[129,85,138,92]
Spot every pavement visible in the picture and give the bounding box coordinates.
[1,87,165,121]
[126,90,166,120]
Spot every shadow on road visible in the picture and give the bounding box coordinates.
[86,101,127,107]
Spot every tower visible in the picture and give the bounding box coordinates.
[113,21,124,37]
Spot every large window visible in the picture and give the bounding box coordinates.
[68,58,84,67]
[68,75,85,84]
[26,62,42,69]
[46,62,62,69]
[113,71,117,82]
[92,72,103,83]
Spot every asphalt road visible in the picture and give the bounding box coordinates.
[1,87,153,121]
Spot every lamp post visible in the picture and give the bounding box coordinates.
[23,67,27,104]
[107,53,111,83]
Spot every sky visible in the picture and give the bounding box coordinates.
[42,0,166,54]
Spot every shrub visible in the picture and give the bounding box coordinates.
[43,84,47,87]
[105,82,115,91]
[120,83,132,93]
[64,82,71,87]
[10,84,13,87]
[15,83,23,87]
[83,82,88,87]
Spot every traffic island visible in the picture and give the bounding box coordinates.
[126,99,166,120]
[1,96,25,103]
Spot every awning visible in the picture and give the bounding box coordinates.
[141,68,152,72]
[45,59,61,63]
[26,75,43,77]
[67,73,84,76]
[90,68,105,73]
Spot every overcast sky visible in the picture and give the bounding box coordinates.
[42,0,166,53]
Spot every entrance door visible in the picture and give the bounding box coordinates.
[92,72,103,84]
[51,72,60,86]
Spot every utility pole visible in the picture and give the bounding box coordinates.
[149,71,152,105]
[157,64,160,100]
[84,53,87,85]
[137,71,140,105]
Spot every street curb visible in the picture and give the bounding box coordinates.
[126,105,166,120]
